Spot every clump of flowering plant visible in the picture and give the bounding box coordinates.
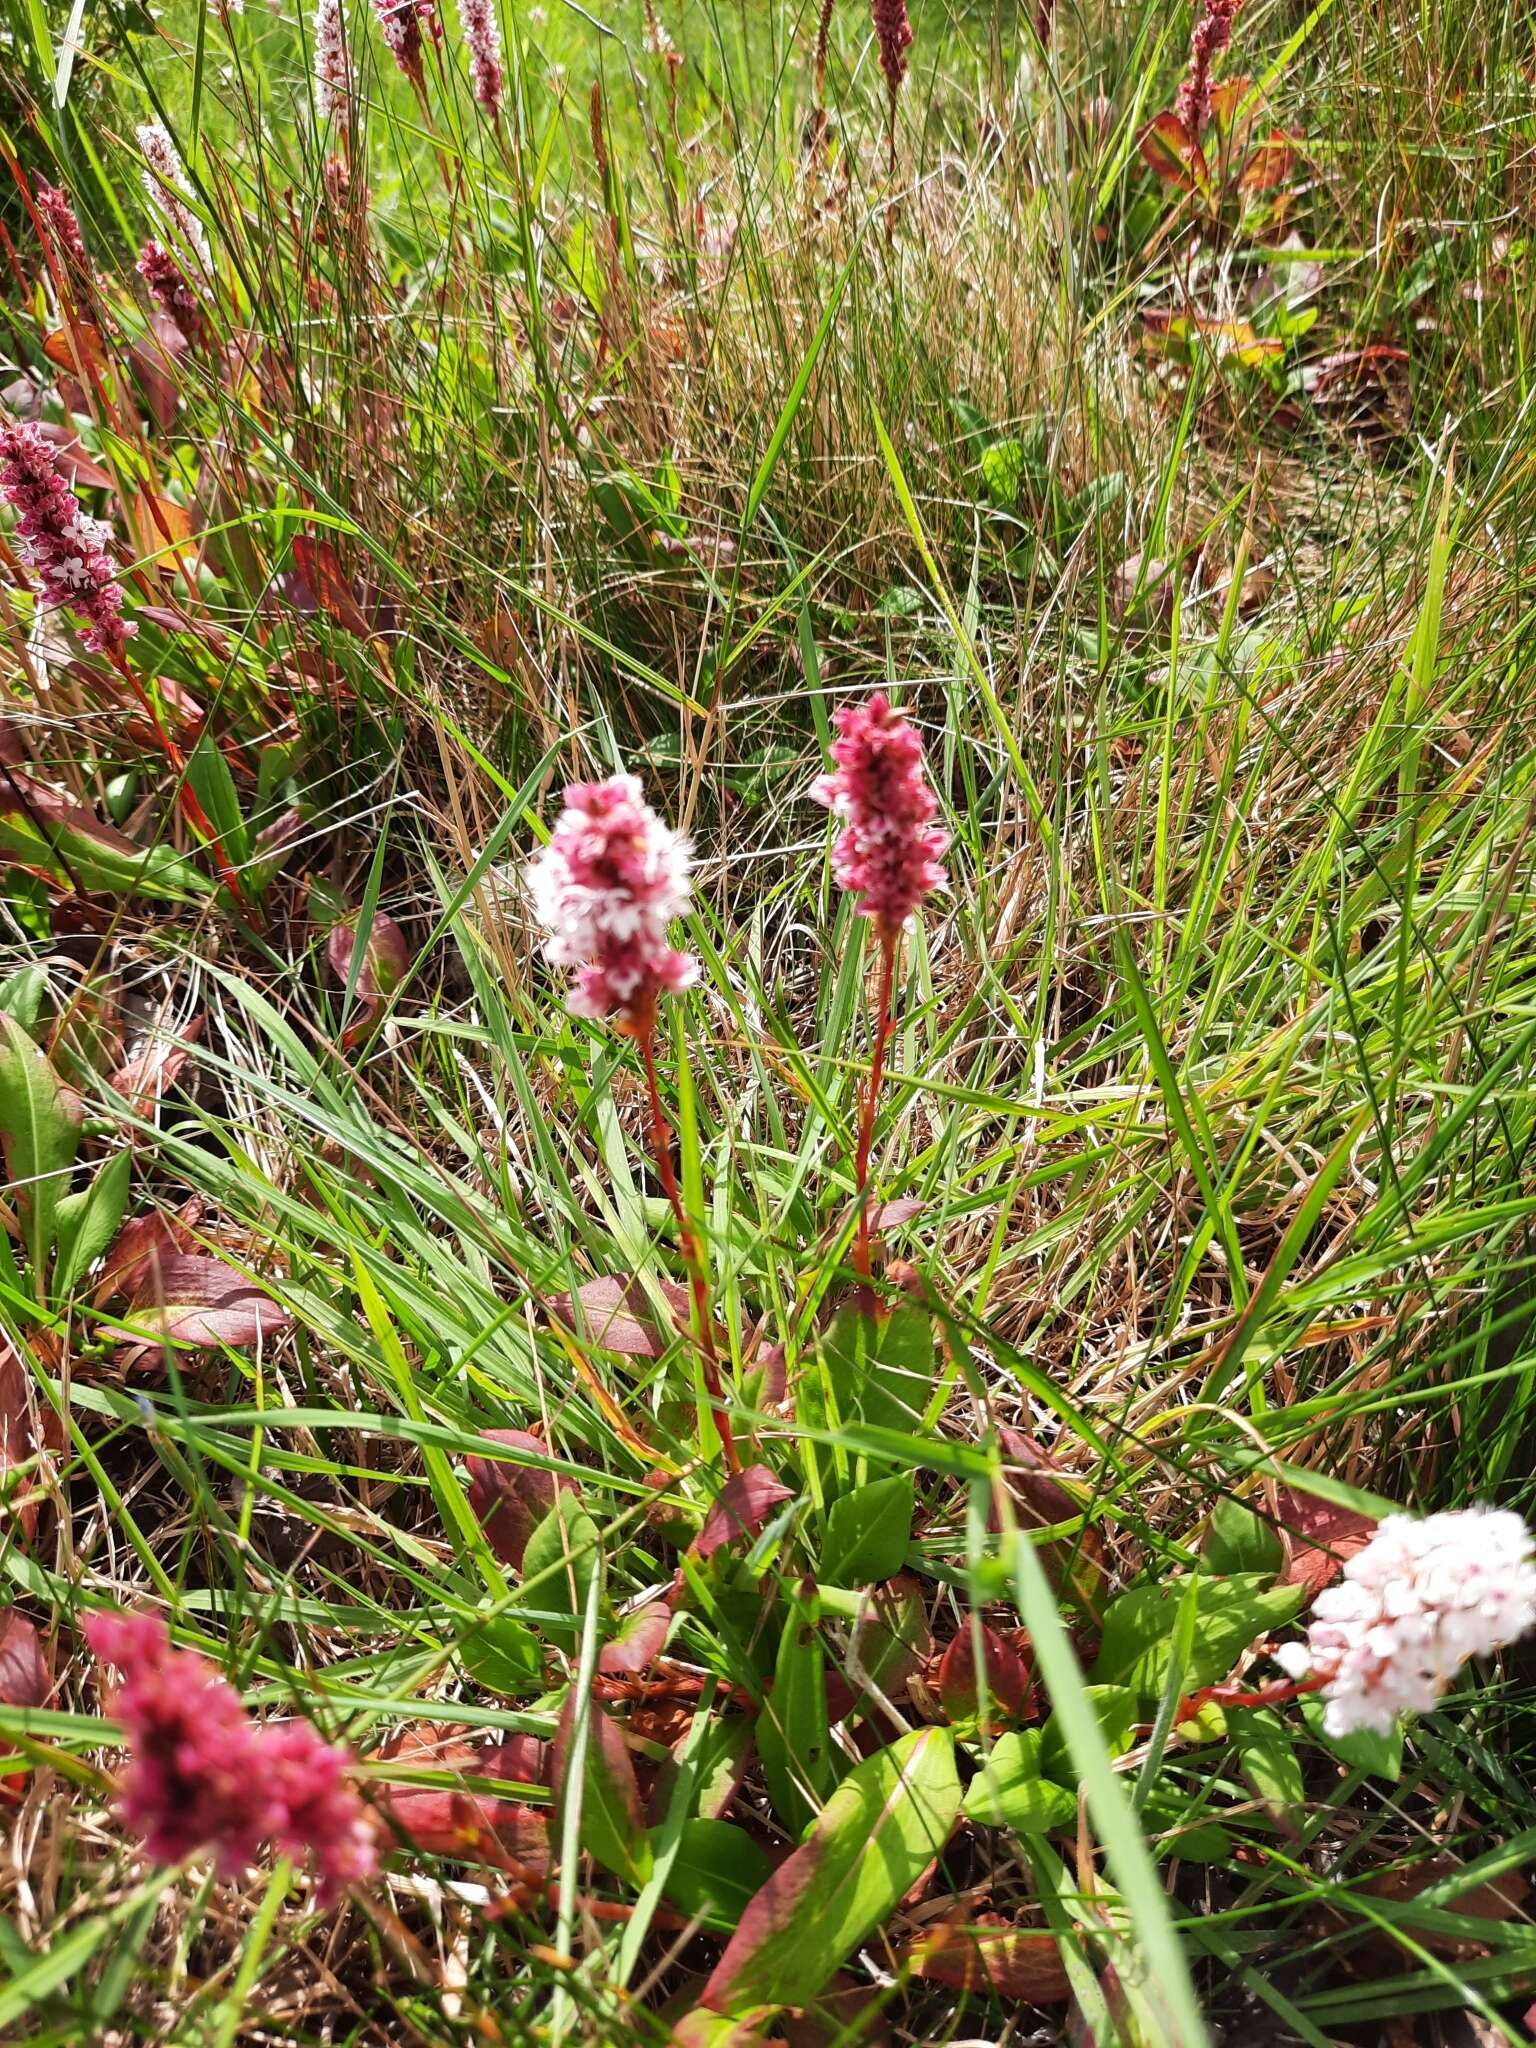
[87,1610,375,1903]
[528,772,736,1469]
[812,692,947,1286]
[137,242,209,350]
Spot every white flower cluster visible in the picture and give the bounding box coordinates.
[1275,1507,1536,1737]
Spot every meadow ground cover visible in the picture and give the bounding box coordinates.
[4,0,1536,2040]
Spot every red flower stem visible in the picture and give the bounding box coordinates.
[639,1026,741,1472]
[1176,1670,1324,1722]
[852,923,899,1288]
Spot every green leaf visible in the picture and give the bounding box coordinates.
[522,1493,601,1651]
[553,1686,652,1888]
[656,1820,773,1933]
[823,1306,934,1436]
[0,967,46,1031]
[757,1585,834,1834]
[1200,1499,1285,1580]
[1039,1685,1137,1784]
[820,1473,913,1586]
[962,1731,1078,1833]
[1298,1690,1402,1780]
[0,1012,83,1280]
[700,1727,961,2016]
[1231,1707,1305,1825]
[458,1606,544,1697]
[186,736,250,870]
[1091,1575,1306,1703]
[0,779,208,900]
[978,439,1024,510]
[52,1150,132,1301]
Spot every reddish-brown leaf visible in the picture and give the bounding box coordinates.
[291,534,372,638]
[936,1622,1033,1727]
[110,1249,291,1356]
[1138,112,1207,190]
[464,1428,572,1571]
[107,1015,203,1121]
[0,1609,50,1806]
[1274,1486,1376,1600]
[33,425,114,491]
[551,1686,648,1882]
[599,1595,673,1676]
[376,1724,550,1873]
[1240,128,1299,192]
[0,1334,58,1543]
[898,1919,1071,2004]
[326,910,410,1039]
[1208,75,1253,131]
[547,1275,692,1358]
[692,1465,795,1560]
[43,324,110,381]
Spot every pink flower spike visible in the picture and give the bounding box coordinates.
[0,418,134,655]
[528,772,697,1033]
[86,1610,277,1878]
[457,0,503,112]
[35,183,87,270]
[314,0,352,118]
[1176,0,1238,137]
[261,1719,377,1904]
[812,692,948,934]
[137,242,207,348]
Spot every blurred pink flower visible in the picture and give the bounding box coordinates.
[0,418,133,655]
[457,0,503,110]
[812,692,948,933]
[370,0,438,84]
[315,0,352,117]
[136,123,210,270]
[872,0,913,105]
[1176,0,1238,136]
[88,1608,374,1901]
[85,1611,276,1877]
[35,183,87,270]
[137,242,207,347]
[527,772,697,1031]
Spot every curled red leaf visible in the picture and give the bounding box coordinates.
[691,1465,794,1561]
[464,1428,573,1571]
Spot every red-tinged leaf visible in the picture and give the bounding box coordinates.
[691,1465,795,1560]
[548,1274,692,1357]
[551,1685,652,1885]
[843,1574,933,1720]
[897,1918,1071,2004]
[135,605,233,656]
[670,2012,774,2048]
[599,1595,673,1675]
[107,1014,203,1120]
[43,324,110,381]
[1240,129,1299,192]
[327,910,411,1039]
[701,1727,961,2016]
[127,322,185,432]
[464,1428,572,1571]
[94,1206,197,1305]
[110,1249,291,1356]
[1208,75,1252,132]
[124,491,197,575]
[936,1622,1033,1728]
[871,1196,924,1231]
[1274,1487,1376,1600]
[0,1609,50,1806]
[0,1611,48,1708]
[32,425,114,491]
[1138,112,1207,189]
[376,1724,551,1873]
[291,534,372,638]
[0,1333,61,1545]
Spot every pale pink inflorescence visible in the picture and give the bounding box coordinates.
[0,418,133,655]
[812,692,948,934]
[315,0,352,118]
[87,1609,376,1902]
[527,773,697,1030]
[137,242,207,347]
[136,122,211,270]
[35,182,87,270]
[1176,0,1238,136]
[456,0,503,112]
[1273,1508,1536,1737]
